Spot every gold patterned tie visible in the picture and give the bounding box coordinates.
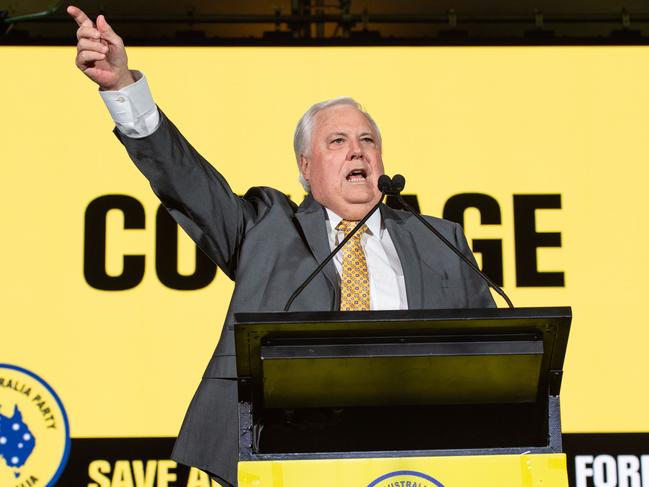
[336,220,370,311]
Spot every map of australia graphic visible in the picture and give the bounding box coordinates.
[0,406,36,478]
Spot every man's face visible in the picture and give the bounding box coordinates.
[300,104,385,220]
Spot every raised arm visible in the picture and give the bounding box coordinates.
[67,6,271,279]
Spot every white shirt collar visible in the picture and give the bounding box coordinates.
[325,207,382,237]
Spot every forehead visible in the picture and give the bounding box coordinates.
[313,104,373,135]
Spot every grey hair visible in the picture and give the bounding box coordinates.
[293,97,382,191]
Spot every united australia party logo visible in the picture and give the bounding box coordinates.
[368,470,446,487]
[0,364,70,487]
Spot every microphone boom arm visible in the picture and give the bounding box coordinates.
[395,193,514,309]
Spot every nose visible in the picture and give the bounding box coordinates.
[348,139,364,160]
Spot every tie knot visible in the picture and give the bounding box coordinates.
[336,219,368,237]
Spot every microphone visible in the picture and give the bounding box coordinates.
[391,174,405,193]
[389,174,514,308]
[378,174,402,195]
[377,174,392,193]
[283,177,390,311]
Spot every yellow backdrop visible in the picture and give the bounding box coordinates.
[1,46,648,438]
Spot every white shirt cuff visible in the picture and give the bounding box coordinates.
[99,70,160,138]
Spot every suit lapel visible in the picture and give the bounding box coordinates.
[295,197,424,310]
[295,194,339,299]
[382,205,424,310]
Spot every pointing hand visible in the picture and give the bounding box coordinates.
[67,5,135,90]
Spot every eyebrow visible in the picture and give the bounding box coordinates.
[327,131,374,138]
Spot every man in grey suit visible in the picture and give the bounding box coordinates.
[69,6,495,486]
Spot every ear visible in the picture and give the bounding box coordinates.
[299,154,310,182]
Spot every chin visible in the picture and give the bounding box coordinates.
[341,196,381,220]
[340,206,371,221]
[344,185,377,202]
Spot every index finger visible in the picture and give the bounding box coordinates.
[67,5,94,28]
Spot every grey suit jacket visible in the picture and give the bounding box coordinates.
[116,111,495,485]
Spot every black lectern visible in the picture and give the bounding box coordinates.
[234,307,571,486]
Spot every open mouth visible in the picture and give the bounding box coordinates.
[346,168,368,183]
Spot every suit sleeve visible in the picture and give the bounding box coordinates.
[113,109,264,280]
[453,223,497,308]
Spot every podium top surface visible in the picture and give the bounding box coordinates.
[235,306,571,326]
[234,307,572,397]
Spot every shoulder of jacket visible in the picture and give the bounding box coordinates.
[242,186,299,212]
[383,204,458,230]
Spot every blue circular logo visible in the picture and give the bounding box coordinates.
[0,364,70,486]
[368,470,446,487]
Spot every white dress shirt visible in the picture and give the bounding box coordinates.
[325,209,408,310]
[99,73,408,310]
[99,71,160,138]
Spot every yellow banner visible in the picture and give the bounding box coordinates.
[239,453,568,486]
[1,46,648,438]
